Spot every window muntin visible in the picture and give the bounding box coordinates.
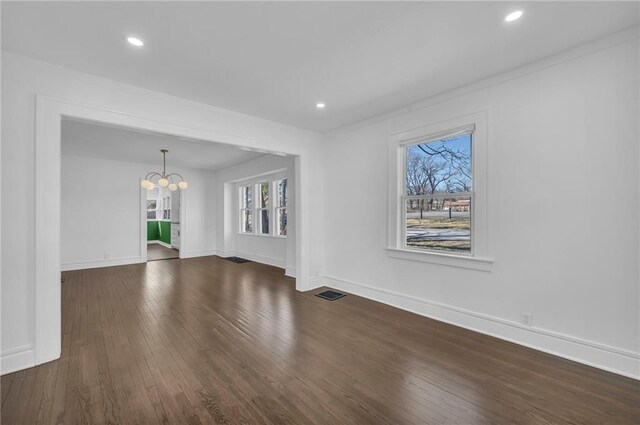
[403,132,472,254]
[146,196,171,221]
[240,184,254,233]
[238,177,287,237]
[275,178,288,236]
[162,196,170,220]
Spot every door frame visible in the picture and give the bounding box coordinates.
[36,95,311,366]
[140,184,186,261]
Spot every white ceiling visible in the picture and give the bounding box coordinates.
[3,2,639,133]
[61,119,267,170]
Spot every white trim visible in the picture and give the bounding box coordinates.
[306,276,325,291]
[178,189,187,259]
[397,124,475,147]
[61,256,144,272]
[320,275,640,380]
[386,247,493,271]
[237,173,288,238]
[218,250,286,269]
[139,178,147,262]
[1,346,36,376]
[33,95,311,373]
[180,250,218,259]
[234,250,286,269]
[285,267,296,278]
[388,110,489,268]
[35,96,62,365]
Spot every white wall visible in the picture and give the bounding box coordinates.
[2,31,638,379]
[0,51,322,374]
[320,33,640,378]
[215,155,295,275]
[60,155,216,270]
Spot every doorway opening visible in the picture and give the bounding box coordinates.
[38,96,310,368]
[145,184,180,261]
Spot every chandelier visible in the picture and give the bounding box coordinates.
[140,149,188,191]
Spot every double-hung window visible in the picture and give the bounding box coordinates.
[239,176,288,237]
[275,178,288,236]
[387,112,491,270]
[240,184,254,233]
[404,131,472,254]
[257,181,270,234]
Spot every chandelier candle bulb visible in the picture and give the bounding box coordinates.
[168,183,178,191]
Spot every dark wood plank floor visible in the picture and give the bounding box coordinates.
[147,244,179,261]
[2,256,639,424]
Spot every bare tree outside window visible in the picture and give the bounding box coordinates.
[258,181,269,234]
[404,133,472,253]
[276,178,287,236]
[240,185,254,233]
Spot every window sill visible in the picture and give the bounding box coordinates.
[386,247,493,271]
[237,232,286,239]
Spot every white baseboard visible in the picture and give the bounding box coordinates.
[222,250,286,270]
[306,276,325,291]
[61,256,144,271]
[1,346,35,375]
[285,267,296,278]
[321,275,640,380]
[180,249,218,259]
[147,240,172,249]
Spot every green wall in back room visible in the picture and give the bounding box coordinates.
[147,221,159,241]
[147,221,171,244]
[159,221,171,245]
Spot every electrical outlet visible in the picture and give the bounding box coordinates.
[520,312,533,327]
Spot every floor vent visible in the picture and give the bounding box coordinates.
[223,256,252,264]
[316,290,346,301]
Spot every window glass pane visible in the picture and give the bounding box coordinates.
[241,185,253,209]
[406,133,471,196]
[278,208,287,236]
[277,178,288,207]
[405,197,471,253]
[243,210,253,233]
[147,200,157,210]
[147,211,156,220]
[259,182,269,208]
[260,209,270,234]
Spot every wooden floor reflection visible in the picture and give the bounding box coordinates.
[2,255,639,424]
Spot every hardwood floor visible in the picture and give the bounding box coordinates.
[2,256,639,424]
[147,244,179,261]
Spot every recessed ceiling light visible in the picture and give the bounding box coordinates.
[504,11,523,22]
[127,36,144,47]
[316,103,326,109]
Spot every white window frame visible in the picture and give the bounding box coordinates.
[239,184,254,234]
[274,177,288,237]
[257,180,270,235]
[146,192,173,221]
[237,174,288,238]
[387,111,493,271]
